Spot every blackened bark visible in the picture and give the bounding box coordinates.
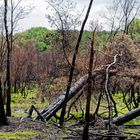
[27,105,45,122]
[131,85,138,108]
[59,0,94,127]
[67,92,83,118]
[32,68,115,121]
[39,75,88,121]
[113,107,140,126]
[0,79,8,126]
[83,27,96,140]
[4,0,11,116]
[14,79,17,93]
[94,92,102,115]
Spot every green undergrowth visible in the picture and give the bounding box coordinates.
[0,131,38,140]
[122,128,140,138]
[97,93,140,127]
[11,88,49,118]
[49,112,83,124]
[2,90,140,139]
[10,89,140,126]
[97,93,130,118]
[126,116,140,125]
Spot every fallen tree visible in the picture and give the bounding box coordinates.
[25,34,140,129]
[39,74,88,121]
[113,107,140,126]
[27,74,89,121]
[27,67,116,122]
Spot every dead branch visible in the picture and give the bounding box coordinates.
[105,53,122,131]
[27,105,45,122]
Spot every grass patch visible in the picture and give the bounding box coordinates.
[11,88,49,118]
[126,116,140,125]
[10,88,140,126]
[0,131,38,140]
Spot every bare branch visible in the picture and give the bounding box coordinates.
[105,53,122,132]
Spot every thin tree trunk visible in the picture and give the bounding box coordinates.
[94,92,102,115]
[83,27,96,140]
[14,79,17,93]
[0,79,8,126]
[105,53,122,132]
[4,0,11,116]
[67,92,83,118]
[59,0,94,127]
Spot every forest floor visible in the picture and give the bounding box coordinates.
[1,90,140,139]
[0,117,65,140]
[1,116,140,140]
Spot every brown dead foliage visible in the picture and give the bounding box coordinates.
[94,33,140,95]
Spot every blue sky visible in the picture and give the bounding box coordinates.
[17,0,110,31]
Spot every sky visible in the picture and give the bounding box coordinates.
[16,0,111,32]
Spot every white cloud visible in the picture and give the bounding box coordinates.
[16,0,110,31]
[17,0,48,31]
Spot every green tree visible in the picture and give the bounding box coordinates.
[129,18,140,40]
[15,27,52,51]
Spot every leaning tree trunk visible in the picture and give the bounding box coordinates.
[31,68,116,122]
[36,74,89,121]
[59,0,94,127]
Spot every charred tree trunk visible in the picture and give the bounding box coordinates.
[14,79,17,93]
[4,0,11,116]
[94,92,102,116]
[59,0,94,127]
[0,79,8,126]
[27,105,45,122]
[67,92,83,118]
[32,68,116,122]
[113,107,140,126]
[131,85,139,108]
[37,74,89,121]
[83,27,96,140]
